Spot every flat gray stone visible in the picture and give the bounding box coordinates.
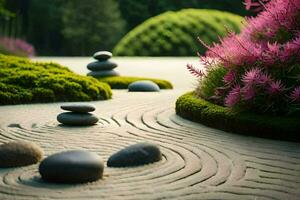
[87,70,120,77]
[0,141,43,168]
[107,143,162,167]
[57,112,99,126]
[39,150,104,183]
[93,51,112,61]
[128,80,160,92]
[61,104,95,113]
[87,61,117,71]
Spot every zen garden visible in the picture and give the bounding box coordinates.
[0,0,299,199]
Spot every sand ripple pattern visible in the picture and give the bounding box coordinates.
[0,91,299,200]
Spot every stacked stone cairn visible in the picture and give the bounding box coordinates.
[87,51,119,78]
[57,104,99,126]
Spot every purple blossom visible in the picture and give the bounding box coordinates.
[290,86,300,102]
[223,70,236,84]
[225,85,241,107]
[192,0,300,114]
[242,68,261,85]
[267,80,285,94]
[241,85,256,100]
[0,37,36,57]
[258,72,272,85]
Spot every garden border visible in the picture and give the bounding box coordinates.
[175,92,300,142]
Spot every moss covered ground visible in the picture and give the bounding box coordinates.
[176,92,300,141]
[0,54,112,105]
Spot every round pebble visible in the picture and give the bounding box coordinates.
[107,143,162,167]
[87,70,120,77]
[87,61,117,71]
[61,104,95,113]
[93,51,112,61]
[0,141,43,168]
[39,150,104,183]
[57,112,99,126]
[128,80,160,92]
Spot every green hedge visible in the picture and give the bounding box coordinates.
[113,9,243,56]
[0,54,112,105]
[175,92,300,141]
[98,76,173,89]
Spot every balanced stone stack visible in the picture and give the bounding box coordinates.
[87,51,119,78]
[57,104,99,126]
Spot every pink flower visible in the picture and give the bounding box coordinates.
[187,64,204,77]
[267,80,285,94]
[241,85,256,100]
[225,85,241,107]
[290,86,300,102]
[223,70,236,84]
[242,68,261,85]
[258,72,272,85]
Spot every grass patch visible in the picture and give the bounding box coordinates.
[176,92,300,141]
[0,54,112,105]
[98,76,173,89]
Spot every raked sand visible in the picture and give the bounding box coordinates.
[0,57,299,199]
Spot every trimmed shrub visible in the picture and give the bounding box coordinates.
[0,54,112,105]
[176,92,300,141]
[113,9,243,56]
[98,76,173,89]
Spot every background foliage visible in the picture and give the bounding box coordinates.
[0,0,249,56]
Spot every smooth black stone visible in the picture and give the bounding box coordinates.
[93,51,112,61]
[87,70,120,77]
[57,112,98,126]
[107,143,162,167]
[87,61,117,71]
[61,103,95,113]
[128,80,160,92]
[39,150,104,183]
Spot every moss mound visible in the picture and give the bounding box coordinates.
[0,54,112,105]
[113,9,243,56]
[98,76,173,89]
[176,92,300,142]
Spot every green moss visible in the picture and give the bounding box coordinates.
[98,76,173,89]
[176,92,300,141]
[0,54,112,105]
[114,9,243,56]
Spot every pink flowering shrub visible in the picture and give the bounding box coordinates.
[0,37,35,57]
[191,0,300,115]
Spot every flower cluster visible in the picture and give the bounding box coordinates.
[0,37,35,57]
[192,0,300,115]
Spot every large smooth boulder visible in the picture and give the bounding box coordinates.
[107,143,162,167]
[39,150,104,183]
[0,141,43,168]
